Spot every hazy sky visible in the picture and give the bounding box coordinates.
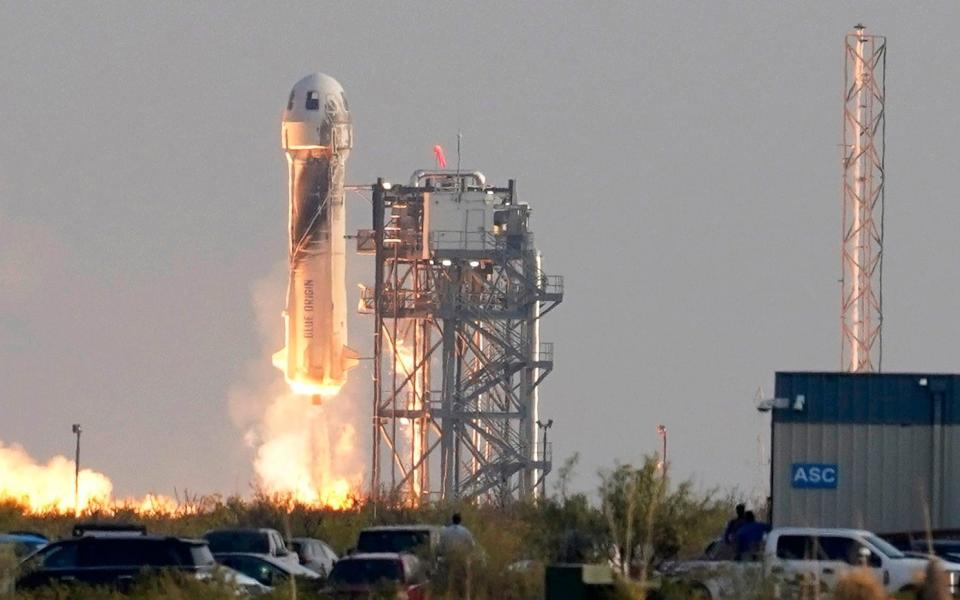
[2,2,960,500]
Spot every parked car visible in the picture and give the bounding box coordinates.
[355,525,440,557]
[14,534,265,594]
[325,552,428,600]
[0,533,47,559]
[204,528,298,566]
[908,539,960,563]
[290,537,338,576]
[214,552,321,590]
[664,527,960,599]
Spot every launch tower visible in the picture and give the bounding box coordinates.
[357,171,563,503]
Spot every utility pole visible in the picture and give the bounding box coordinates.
[72,424,82,517]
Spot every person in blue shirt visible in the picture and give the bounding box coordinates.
[735,511,770,561]
[724,504,747,545]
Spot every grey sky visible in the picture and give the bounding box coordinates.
[2,2,959,500]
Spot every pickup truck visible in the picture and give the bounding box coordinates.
[663,527,960,599]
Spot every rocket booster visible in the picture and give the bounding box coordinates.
[273,73,358,399]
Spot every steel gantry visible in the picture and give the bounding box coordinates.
[357,171,563,504]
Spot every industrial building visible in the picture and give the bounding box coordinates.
[770,371,960,535]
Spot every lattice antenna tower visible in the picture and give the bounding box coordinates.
[841,24,886,373]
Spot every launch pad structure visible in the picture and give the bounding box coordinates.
[356,170,563,503]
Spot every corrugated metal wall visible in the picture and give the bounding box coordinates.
[772,372,960,534]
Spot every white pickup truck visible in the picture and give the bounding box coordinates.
[663,527,960,599]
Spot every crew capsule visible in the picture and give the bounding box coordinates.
[282,73,352,151]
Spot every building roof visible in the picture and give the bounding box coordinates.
[774,371,960,425]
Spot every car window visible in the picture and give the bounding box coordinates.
[255,558,287,586]
[357,530,430,554]
[777,535,816,560]
[181,544,215,567]
[330,558,404,585]
[817,537,859,564]
[41,543,80,568]
[84,540,179,567]
[864,535,904,559]
[205,532,270,554]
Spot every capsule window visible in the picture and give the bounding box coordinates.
[340,91,349,111]
[305,91,320,111]
[287,90,295,111]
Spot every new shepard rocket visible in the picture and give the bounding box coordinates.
[273,73,358,401]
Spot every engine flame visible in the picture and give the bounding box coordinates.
[286,379,343,398]
[251,390,360,510]
[229,261,365,510]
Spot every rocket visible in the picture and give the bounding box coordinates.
[273,73,358,401]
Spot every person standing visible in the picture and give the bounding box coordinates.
[724,503,747,545]
[734,511,770,561]
[440,513,477,556]
[439,513,478,599]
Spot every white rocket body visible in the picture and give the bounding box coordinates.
[273,73,358,399]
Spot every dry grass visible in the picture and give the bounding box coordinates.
[831,569,887,600]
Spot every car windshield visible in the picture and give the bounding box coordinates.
[182,544,215,567]
[0,539,45,560]
[330,558,403,585]
[205,531,269,554]
[356,530,429,554]
[865,535,905,559]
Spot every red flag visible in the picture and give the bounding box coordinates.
[433,145,447,168]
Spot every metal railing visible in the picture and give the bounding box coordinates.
[538,342,554,362]
[429,230,534,252]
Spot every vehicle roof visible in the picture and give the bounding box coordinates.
[0,534,47,544]
[771,527,874,537]
[204,528,278,534]
[56,534,206,544]
[359,525,439,532]
[338,552,411,561]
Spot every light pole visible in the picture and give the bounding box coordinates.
[72,424,82,516]
[535,419,553,498]
[656,424,667,472]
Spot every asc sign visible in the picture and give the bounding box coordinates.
[791,463,838,489]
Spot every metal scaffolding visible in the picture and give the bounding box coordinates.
[841,24,886,373]
[357,171,563,503]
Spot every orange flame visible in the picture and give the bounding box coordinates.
[251,390,361,510]
[0,440,197,516]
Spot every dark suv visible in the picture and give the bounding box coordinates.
[15,535,217,590]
